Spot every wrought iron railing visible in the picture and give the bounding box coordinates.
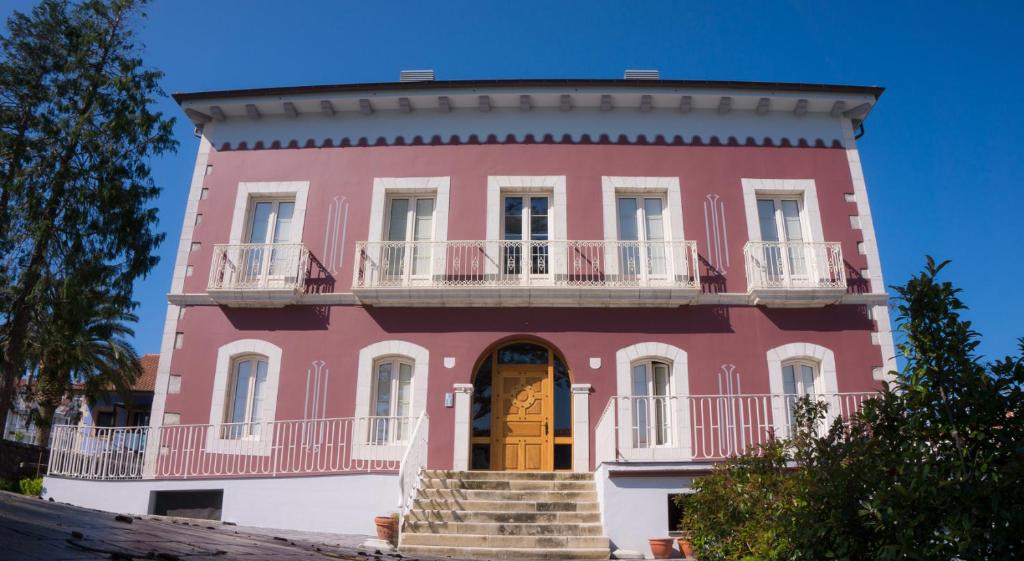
[353,239,700,289]
[48,416,417,481]
[595,392,876,463]
[743,241,845,290]
[208,243,309,291]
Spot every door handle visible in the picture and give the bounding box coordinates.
[542,420,549,436]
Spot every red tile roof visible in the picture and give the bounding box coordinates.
[133,354,159,393]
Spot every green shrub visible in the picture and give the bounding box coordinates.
[18,477,42,497]
[0,479,19,493]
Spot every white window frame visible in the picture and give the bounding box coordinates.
[629,359,674,448]
[244,198,296,244]
[207,339,282,455]
[601,177,685,278]
[755,195,810,243]
[222,354,269,439]
[367,177,450,284]
[368,356,415,444]
[382,195,437,281]
[614,342,691,460]
[486,176,567,277]
[229,182,309,245]
[741,179,825,244]
[766,342,839,438]
[499,192,553,279]
[354,340,429,461]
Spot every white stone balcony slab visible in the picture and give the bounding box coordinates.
[743,241,847,307]
[352,239,701,306]
[207,243,309,307]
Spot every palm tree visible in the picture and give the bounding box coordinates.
[26,274,142,446]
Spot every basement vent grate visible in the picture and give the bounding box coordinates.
[624,69,660,80]
[400,69,435,82]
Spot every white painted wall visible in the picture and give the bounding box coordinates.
[43,474,398,535]
[595,464,697,557]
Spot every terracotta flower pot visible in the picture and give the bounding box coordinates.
[374,515,397,544]
[649,538,675,559]
[676,537,694,559]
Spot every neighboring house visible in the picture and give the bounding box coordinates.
[80,354,158,430]
[44,71,894,558]
[4,380,84,445]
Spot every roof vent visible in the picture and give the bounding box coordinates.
[400,69,435,82]
[624,69,660,80]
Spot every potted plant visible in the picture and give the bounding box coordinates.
[373,512,399,544]
[648,537,674,559]
[675,531,694,559]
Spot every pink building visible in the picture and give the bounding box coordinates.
[44,71,893,559]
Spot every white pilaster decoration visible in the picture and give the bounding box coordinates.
[601,177,685,276]
[571,383,592,472]
[229,181,310,244]
[840,119,897,379]
[206,339,283,455]
[614,342,691,460]
[765,342,839,437]
[452,383,474,470]
[740,178,825,243]
[146,135,212,477]
[367,176,451,243]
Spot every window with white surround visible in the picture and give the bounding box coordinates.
[765,343,839,438]
[630,359,672,447]
[756,196,808,278]
[222,355,269,439]
[244,198,296,281]
[370,357,414,444]
[502,194,550,275]
[383,196,435,278]
[617,196,668,278]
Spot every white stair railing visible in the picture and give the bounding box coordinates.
[397,412,430,514]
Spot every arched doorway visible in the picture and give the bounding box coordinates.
[470,340,572,471]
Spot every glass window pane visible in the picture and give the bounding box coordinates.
[644,199,665,241]
[782,365,797,395]
[801,364,816,395]
[414,199,434,241]
[530,197,549,216]
[272,202,294,243]
[375,363,393,416]
[249,360,268,423]
[248,202,273,243]
[387,199,409,241]
[632,364,650,396]
[497,343,548,364]
[504,197,523,240]
[617,198,639,241]
[530,216,548,241]
[397,363,412,417]
[653,363,670,397]
[229,360,252,424]
[757,199,780,242]
[781,200,804,242]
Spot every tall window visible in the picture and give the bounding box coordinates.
[756,196,807,279]
[502,195,550,275]
[631,359,672,448]
[224,355,268,439]
[244,199,295,282]
[370,358,413,443]
[384,196,434,278]
[617,196,666,280]
[781,359,819,425]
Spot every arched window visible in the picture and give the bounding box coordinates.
[223,354,269,439]
[369,357,414,443]
[781,359,821,428]
[631,360,672,447]
[766,343,838,438]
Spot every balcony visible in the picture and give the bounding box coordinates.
[352,239,701,306]
[207,243,309,307]
[594,392,875,464]
[743,241,846,307]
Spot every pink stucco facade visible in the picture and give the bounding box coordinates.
[164,140,887,470]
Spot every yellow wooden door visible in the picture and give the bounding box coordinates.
[492,365,552,471]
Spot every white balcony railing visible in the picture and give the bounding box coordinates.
[595,392,876,463]
[354,239,700,290]
[743,241,845,290]
[48,416,417,481]
[208,243,309,292]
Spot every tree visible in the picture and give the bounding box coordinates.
[0,0,175,431]
[791,258,1024,561]
[26,273,142,446]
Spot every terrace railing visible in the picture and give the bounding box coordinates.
[743,241,845,290]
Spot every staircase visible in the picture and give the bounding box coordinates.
[400,470,611,560]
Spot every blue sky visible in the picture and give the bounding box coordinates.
[2,0,1021,361]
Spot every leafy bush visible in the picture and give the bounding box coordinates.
[18,477,42,497]
[0,479,19,493]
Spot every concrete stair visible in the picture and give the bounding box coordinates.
[400,470,610,560]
